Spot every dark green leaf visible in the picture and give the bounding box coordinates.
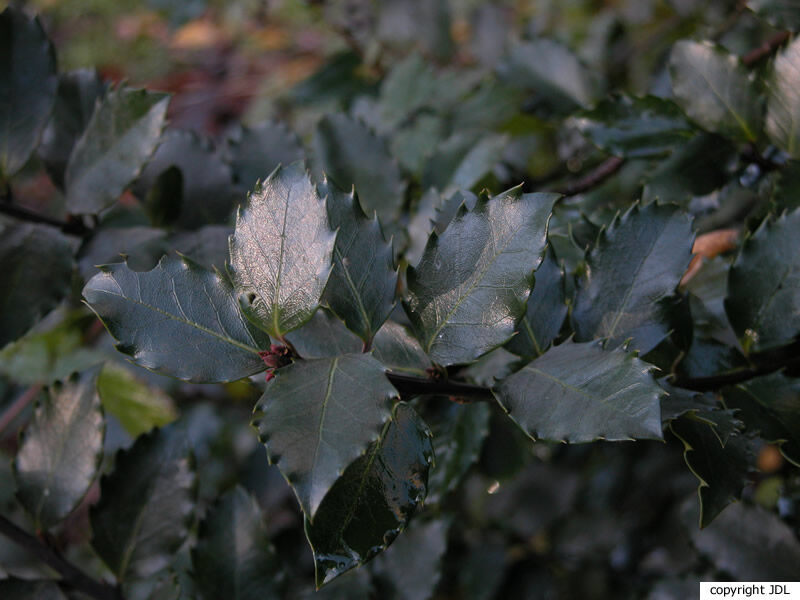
[65,86,169,214]
[686,501,800,579]
[313,114,406,225]
[14,367,104,529]
[169,225,231,271]
[370,519,449,600]
[91,424,195,580]
[390,113,444,174]
[305,403,433,588]
[0,7,57,179]
[83,254,272,383]
[405,188,558,365]
[287,308,361,358]
[0,222,76,349]
[144,166,183,227]
[96,362,177,438]
[671,411,756,527]
[571,202,694,354]
[321,177,396,345]
[78,225,167,281]
[288,52,370,107]
[725,208,800,353]
[229,163,336,339]
[499,39,599,112]
[573,94,696,158]
[505,245,567,359]
[0,578,67,600]
[428,403,490,502]
[494,340,664,443]
[38,69,106,188]
[421,132,507,195]
[132,128,236,228]
[191,486,282,600]
[226,121,304,192]
[658,380,717,424]
[372,321,432,376]
[766,37,800,158]
[725,373,800,466]
[748,0,800,31]
[252,353,397,519]
[669,40,762,142]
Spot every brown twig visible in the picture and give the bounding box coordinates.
[0,202,90,236]
[0,515,123,600]
[555,157,626,196]
[741,30,791,66]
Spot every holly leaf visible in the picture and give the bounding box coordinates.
[405,188,558,366]
[573,94,696,158]
[505,245,567,359]
[313,114,406,225]
[287,308,362,358]
[225,121,304,192]
[372,321,432,377]
[252,353,397,520]
[671,410,756,527]
[38,69,106,188]
[83,254,272,383]
[427,403,491,502]
[725,208,800,353]
[132,128,236,229]
[305,403,433,588]
[499,39,599,112]
[321,177,397,345]
[748,0,800,31]
[65,86,169,214]
[669,40,762,142]
[0,6,57,180]
[91,424,195,580]
[571,202,694,354]
[725,373,800,467]
[14,367,104,530]
[78,225,167,282]
[766,37,800,158]
[0,222,76,349]
[229,162,336,339]
[191,486,283,600]
[493,340,664,443]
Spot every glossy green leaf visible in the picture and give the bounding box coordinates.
[405,188,558,365]
[77,225,167,281]
[0,6,57,180]
[571,202,694,354]
[494,340,664,443]
[226,121,304,193]
[372,321,432,376]
[229,163,336,339]
[91,424,195,580]
[725,373,800,466]
[0,578,66,600]
[252,353,397,520]
[132,128,236,229]
[38,69,106,188]
[725,208,800,353]
[505,245,567,359]
[428,403,490,502]
[573,94,696,158]
[499,39,599,111]
[96,362,177,438]
[65,86,169,214]
[321,177,396,345]
[83,254,272,383]
[0,222,76,349]
[766,37,800,158]
[191,486,283,600]
[671,411,756,527]
[313,114,406,225]
[370,519,449,600]
[748,0,800,31]
[14,367,104,529]
[669,40,762,142]
[286,308,361,358]
[305,403,433,588]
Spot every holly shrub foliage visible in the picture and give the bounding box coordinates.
[2,1,800,599]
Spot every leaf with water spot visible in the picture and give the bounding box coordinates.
[230,163,336,339]
[405,187,558,366]
[252,353,397,520]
